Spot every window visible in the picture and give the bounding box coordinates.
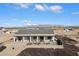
[27,36,30,40]
[33,36,37,39]
[17,36,22,41]
[48,36,52,39]
[39,36,44,42]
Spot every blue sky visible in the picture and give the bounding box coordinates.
[0,3,79,27]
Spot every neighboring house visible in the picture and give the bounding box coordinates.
[0,27,5,31]
[14,27,59,44]
[0,27,6,33]
[64,28,73,32]
[5,30,18,34]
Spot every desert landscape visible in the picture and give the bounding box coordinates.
[0,3,79,56]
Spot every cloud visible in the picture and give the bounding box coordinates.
[43,4,49,10]
[3,23,11,27]
[14,3,32,9]
[34,4,63,13]
[5,3,63,13]
[23,20,31,23]
[34,4,45,11]
[4,3,32,9]
[72,12,79,15]
[22,19,32,26]
[49,5,63,12]
[26,23,37,26]
[26,23,31,25]
[22,20,37,26]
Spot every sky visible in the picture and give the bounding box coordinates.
[0,3,79,27]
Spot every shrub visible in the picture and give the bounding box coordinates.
[0,46,6,52]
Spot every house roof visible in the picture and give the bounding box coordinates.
[15,27,54,34]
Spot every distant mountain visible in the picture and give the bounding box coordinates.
[3,25,79,30]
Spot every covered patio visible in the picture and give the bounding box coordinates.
[14,35,57,44]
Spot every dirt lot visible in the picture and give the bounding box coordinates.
[54,29,79,42]
[0,33,13,43]
[17,48,70,56]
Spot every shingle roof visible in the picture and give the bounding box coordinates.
[15,27,54,34]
